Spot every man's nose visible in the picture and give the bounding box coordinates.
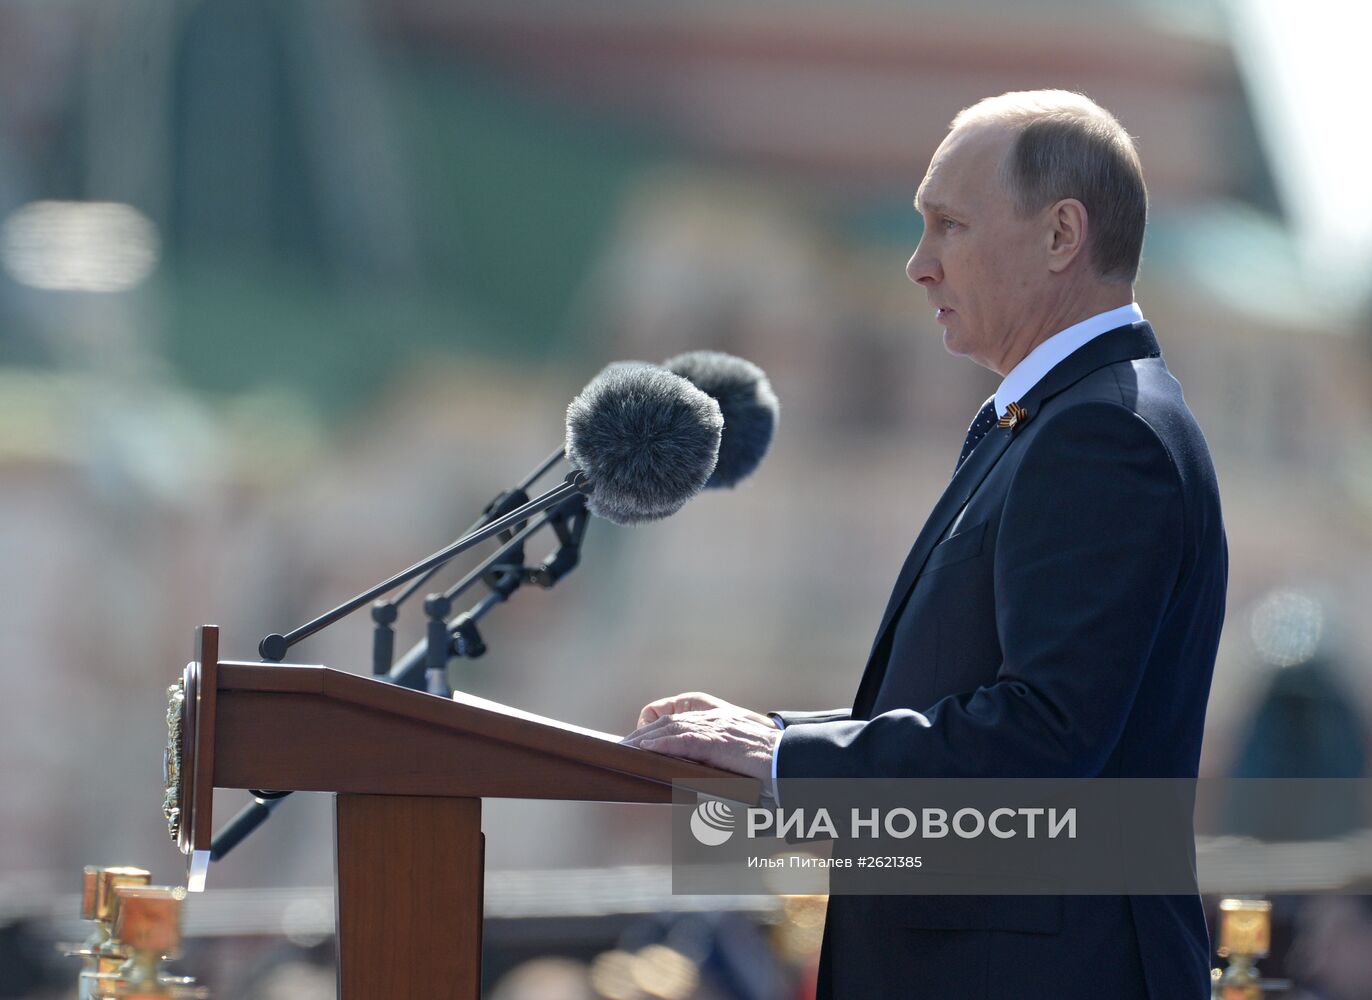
[906,245,940,285]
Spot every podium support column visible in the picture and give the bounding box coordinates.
[335,793,483,999]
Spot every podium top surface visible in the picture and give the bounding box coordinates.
[210,660,761,805]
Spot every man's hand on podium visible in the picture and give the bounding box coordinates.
[621,691,781,781]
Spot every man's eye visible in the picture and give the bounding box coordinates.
[941,218,960,231]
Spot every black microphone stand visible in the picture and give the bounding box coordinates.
[388,491,588,691]
[379,485,531,682]
[255,468,586,663]
[369,444,565,678]
[211,460,584,863]
[419,501,539,697]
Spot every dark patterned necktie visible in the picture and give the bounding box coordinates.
[954,396,998,474]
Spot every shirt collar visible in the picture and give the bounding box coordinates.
[994,302,1145,417]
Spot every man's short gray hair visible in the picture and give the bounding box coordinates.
[952,90,1147,284]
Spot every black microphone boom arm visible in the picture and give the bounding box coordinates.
[257,472,590,661]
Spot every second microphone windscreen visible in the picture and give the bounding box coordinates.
[664,350,778,488]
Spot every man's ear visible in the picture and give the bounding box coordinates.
[1046,198,1088,273]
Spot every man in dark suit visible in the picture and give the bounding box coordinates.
[624,90,1227,999]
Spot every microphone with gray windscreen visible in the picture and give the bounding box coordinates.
[564,361,724,524]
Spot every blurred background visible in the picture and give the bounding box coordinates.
[2,0,1371,996]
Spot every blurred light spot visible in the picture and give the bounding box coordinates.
[1250,589,1324,667]
[280,896,333,948]
[776,894,828,964]
[587,950,641,1000]
[781,893,827,929]
[630,944,697,999]
[255,963,334,1000]
[2,200,159,292]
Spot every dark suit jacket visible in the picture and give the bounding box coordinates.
[774,322,1227,999]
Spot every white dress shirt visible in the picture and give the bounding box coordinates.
[769,302,1147,798]
[994,302,1143,417]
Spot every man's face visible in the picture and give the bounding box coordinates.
[907,122,1050,374]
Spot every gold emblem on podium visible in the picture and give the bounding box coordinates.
[163,680,185,844]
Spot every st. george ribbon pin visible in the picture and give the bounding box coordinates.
[997,400,1030,431]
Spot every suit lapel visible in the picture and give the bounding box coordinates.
[851,419,1016,715]
[851,321,1162,717]
[865,427,1013,663]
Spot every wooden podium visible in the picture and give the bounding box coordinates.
[170,625,758,999]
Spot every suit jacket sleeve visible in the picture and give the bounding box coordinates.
[777,401,1185,781]
[771,710,851,726]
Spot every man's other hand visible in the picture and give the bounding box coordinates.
[635,691,774,729]
[623,692,781,781]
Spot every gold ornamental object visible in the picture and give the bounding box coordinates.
[85,866,151,942]
[1219,898,1272,959]
[107,884,207,998]
[64,870,208,999]
[110,886,185,995]
[64,866,152,1000]
[1211,898,1289,1000]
